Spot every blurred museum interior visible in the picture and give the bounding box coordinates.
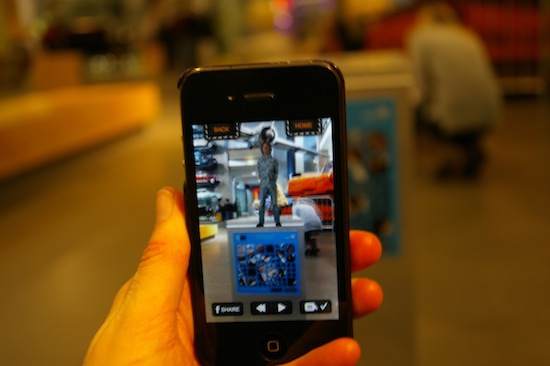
[0,0,549,365]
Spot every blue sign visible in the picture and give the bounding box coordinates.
[233,231,300,294]
[347,98,400,255]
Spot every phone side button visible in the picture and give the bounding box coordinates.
[181,159,186,187]
[259,334,287,361]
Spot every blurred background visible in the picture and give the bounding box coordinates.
[0,0,549,365]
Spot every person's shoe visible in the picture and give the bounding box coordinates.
[275,222,282,227]
[305,247,320,256]
[435,159,458,181]
[257,223,263,227]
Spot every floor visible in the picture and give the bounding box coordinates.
[0,75,549,365]
[410,96,550,366]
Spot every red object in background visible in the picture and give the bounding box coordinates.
[287,172,334,197]
[365,11,416,50]
[463,2,541,63]
[252,188,259,201]
[196,171,221,186]
[279,206,293,215]
[316,202,334,223]
[364,2,546,94]
[364,2,543,65]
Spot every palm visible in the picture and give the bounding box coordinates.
[85,189,382,366]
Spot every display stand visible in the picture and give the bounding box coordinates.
[329,51,415,255]
[328,51,417,366]
[223,217,307,321]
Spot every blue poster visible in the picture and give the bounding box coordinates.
[347,98,400,255]
[233,231,300,294]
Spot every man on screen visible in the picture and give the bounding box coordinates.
[257,142,281,227]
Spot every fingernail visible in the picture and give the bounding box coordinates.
[156,188,174,223]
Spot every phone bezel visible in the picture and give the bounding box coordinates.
[179,61,351,365]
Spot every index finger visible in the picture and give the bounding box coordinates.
[349,230,382,273]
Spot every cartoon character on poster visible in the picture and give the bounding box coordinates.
[347,99,400,254]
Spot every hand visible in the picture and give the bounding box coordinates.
[84,187,383,366]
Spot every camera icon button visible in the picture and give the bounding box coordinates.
[300,300,332,314]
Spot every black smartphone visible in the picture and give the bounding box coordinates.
[178,61,351,365]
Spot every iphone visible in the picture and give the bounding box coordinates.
[178,61,351,365]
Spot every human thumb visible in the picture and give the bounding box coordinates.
[129,188,190,312]
[286,338,361,366]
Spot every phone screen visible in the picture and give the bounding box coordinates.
[190,118,339,324]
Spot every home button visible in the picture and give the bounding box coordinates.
[260,334,287,361]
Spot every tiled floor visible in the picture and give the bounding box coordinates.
[0,77,548,365]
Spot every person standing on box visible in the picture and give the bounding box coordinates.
[257,142,281,227]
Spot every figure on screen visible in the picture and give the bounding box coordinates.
[257,142,281,227]
[293,198,323,256]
